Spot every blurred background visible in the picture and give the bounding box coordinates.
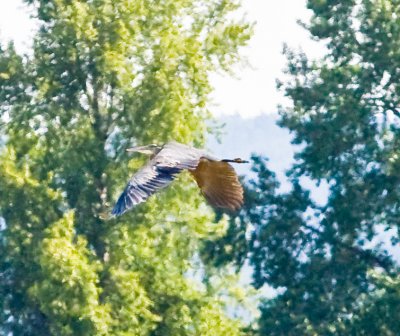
[1,1,400,335]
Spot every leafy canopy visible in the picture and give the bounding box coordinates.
[0,0,252,335]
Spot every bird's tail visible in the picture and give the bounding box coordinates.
[221,158,249,163]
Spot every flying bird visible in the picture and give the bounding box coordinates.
[111,141,248,216]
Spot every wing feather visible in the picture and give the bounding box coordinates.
[112,164,176,216]
[112,142,203,216]
[190,159,244,211]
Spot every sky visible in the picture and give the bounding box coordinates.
[210,0,324,117]
[0,0,324,118]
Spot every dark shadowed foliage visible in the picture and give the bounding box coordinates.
[204,1,400,334]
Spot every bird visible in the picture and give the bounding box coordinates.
[111,141,248,216]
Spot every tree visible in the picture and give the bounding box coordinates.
[204,0,400,334]
[0,0,252,334]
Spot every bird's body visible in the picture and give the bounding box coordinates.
[112,141,247,216]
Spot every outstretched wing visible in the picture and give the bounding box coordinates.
[111,163,180,216]
[112,142,202,216]
[190,159,244,211]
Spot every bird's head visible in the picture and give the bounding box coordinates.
[126,143,162,156]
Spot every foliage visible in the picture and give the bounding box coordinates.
[205,0,400,335]
[0,0,252,334]
[345,271,400,335]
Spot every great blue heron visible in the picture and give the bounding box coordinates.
[112,141,248,216]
